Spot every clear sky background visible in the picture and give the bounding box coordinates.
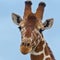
[0,0,60,60]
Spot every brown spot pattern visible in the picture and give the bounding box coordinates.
[44,44,50,56]
[35,41,44,52]
[31,53,44,60]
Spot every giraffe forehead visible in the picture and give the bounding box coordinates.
[25,19,36,28]
[24,14,38,27]
[19,14,44,29]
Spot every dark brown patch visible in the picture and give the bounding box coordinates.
[46,43,55,60]
[35,41,44,52]
[25,14,37,28]
[31,53,44,60]
[46,58,51,60]
[44,44,50,56]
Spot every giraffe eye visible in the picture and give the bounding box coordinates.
[18,27,22,31]
[39,29,44,33]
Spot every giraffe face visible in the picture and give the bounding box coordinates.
[12,13,54,55]
[20,27,42,54]
[19,14,44,54]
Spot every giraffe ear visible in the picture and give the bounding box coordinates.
[12,13,22,25]
[43,18,54,30]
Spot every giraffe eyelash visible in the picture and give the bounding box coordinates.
[18,26,22,31]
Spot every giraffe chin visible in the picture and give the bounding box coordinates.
[20,46,32,55]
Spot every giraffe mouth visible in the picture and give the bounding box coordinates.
[20,45,32,55]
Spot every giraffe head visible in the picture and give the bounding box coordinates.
[12,1,54,55]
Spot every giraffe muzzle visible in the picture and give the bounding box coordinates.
[20,43,32,55]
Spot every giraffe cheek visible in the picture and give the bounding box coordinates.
[20,46,32,55]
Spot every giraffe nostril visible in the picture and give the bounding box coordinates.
[22,42,25,46]
[21,42,30,47]
[27,43,30,46]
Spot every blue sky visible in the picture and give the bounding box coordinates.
[0,0,60,60]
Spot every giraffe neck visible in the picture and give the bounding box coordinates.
[30,37,53,60]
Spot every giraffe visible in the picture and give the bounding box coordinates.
[11,0,55,60]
